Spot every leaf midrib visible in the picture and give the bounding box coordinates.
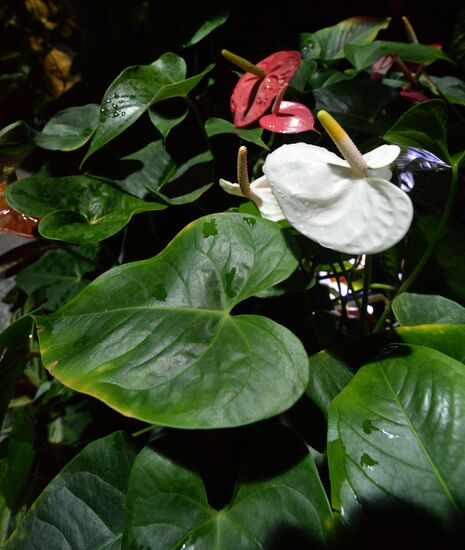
[380,365,461,515]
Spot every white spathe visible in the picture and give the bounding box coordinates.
[219,176,284,222]
[262,142,413,254]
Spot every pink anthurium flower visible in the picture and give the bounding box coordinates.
[259,83,317,134]
[222,49,301,128]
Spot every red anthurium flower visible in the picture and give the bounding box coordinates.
[259,83,317,134]
[259,101,316,133]
[223,49,301,128]
[399,89,430,102]
[0,182,39,238]
[370,54,395,80]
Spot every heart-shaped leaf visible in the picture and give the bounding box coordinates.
[6,176,166,244]
[34,213,306,429]
[34,104,100,151]
[300,17,391,61]
[123,425,333,548]
[392,293,465,325]
[84,53,214,162]
[384,99,449,162]
[5,432,139,549]
[328,344,465,523]
[0,182,39,238]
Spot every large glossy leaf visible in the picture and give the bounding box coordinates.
[300,17,391,61]
[84,53,214,161]
[328,344,465,523]
[0,316,34,427]
[6,176,166,244]
[15,246,99,311]
[35,213,306,429]
[395,325,465,364]
[5,432,139,549]
[34,104,100,151]
[345,41,452,70]
[392,293,465,325]
[123,425,333,548]
[314,79,397,134]
[384,99,449,162]
[205,117,269,149]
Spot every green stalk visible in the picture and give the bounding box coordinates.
[373,161,459,332]
[360,255,372,336]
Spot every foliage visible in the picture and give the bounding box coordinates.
[1,7,465,548]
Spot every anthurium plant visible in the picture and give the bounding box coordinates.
[1,7,465,548]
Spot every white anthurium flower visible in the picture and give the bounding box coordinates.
[262,110,414,254]
[219,147,285,222]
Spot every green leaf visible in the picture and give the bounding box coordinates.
[16,247,99,311]
[5,432,139,549]
[205,117,269,149]
[0,316,34,427]
[328,344,465,522]
[383,99,449,162]
[96,141,174,199]
[34,213,306,429]
[34,104,100,151]
[345,41,452,71]
[300,17,391,61]
[157,150,214,205]
[183,8,229,47]
[306,348,353,416]
[426,75,465,107]
[148,99,188,140]
[0,409,36,514]
[0,121,36,156]
[6,176,166,244]
[314,79,397,134]
[123,425,333,548]
[395,325,465,364]
[392,293,465,325]
[84,53,214,162]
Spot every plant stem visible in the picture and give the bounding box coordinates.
[360,254,372,336]
[373,161,459,332]
[185,96,211,151]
